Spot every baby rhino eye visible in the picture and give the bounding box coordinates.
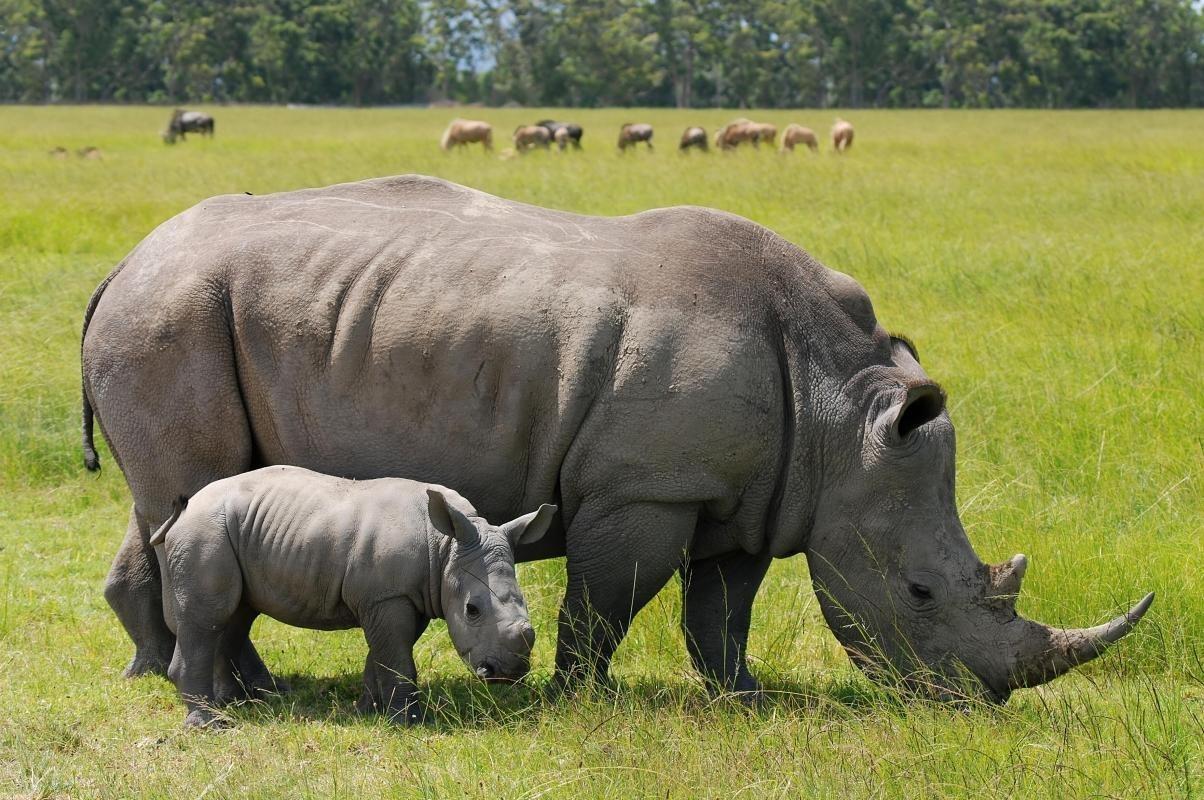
[466,602,482,620]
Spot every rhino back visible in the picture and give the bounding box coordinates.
[93,175,881,555]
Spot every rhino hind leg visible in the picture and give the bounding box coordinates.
[90,316,260,682]
[213,606,285,703]
[105,506,175,677]
[554,501,697,690]
[680,549,772,697]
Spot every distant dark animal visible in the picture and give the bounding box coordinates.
[780,124,819,154]
[163,109,215,144]
[679,127,708,151]
[440,119,493,151]
[618,123,653,151]
[48,146,69,160]
[537,120,583,150]
[513,125,552,152]
[831,119,855,153]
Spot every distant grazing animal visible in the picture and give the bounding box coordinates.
[77,146,103,160]
[831,119,855,153]
[48,146,69,159]
[617,123,653,151]
[149,465,554,728]
[780,124,819,153]
[537,120,583,150]
[679,127,708,151]
[513,125,552,152]
[553,128,570,150]
[714,119,758,150]
[749,122,777,148]
[162,109,214,144]
[440,119,493,151]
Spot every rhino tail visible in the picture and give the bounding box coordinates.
[148,496,188,547]
[80,260,127,471]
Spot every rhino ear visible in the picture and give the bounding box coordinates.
[500,504,557,547]
[884,383,946,442]
[890,334,920,365]
[426,489,478,544]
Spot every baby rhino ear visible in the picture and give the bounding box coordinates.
[427,489,478,544]
[500,504,557,547]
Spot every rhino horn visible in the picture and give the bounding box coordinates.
[1008,592,1154,690]
[988,553,1028,601]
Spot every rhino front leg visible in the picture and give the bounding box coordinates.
[554,501,697,690]
[680,549,772,696]
[358,599,427,725]
[104,505,175,678]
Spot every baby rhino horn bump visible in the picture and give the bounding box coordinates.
[501,504,558,547]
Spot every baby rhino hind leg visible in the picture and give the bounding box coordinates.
[163,523,244,728]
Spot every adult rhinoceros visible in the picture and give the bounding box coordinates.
[81,175,1151,701]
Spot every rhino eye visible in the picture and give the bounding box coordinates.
[465,602,482,621]
[908,583,934,601]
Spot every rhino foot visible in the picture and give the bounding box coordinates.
[122,651,171,679]
[239,673,290,697]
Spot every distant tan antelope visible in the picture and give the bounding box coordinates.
[513,125,552,152]
[440,119,493,151]
[831,119,855,153]
[780,124,819,154]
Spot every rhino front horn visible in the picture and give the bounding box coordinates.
[1008,592,1155,690]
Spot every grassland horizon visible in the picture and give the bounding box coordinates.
[0,106,1200,798]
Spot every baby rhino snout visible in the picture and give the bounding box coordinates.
[476,621,536,684]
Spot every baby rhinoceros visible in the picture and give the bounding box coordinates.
[149,465,555,728]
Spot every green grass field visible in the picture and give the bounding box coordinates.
[0,106,1200,798]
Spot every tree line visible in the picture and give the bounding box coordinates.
[2,0,1201,108]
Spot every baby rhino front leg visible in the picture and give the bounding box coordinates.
[357,598,428,725]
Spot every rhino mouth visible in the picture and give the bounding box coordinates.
[475,660,528,684]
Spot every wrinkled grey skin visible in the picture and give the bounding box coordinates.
[81,174,1151,702]
[151,465,554,727]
